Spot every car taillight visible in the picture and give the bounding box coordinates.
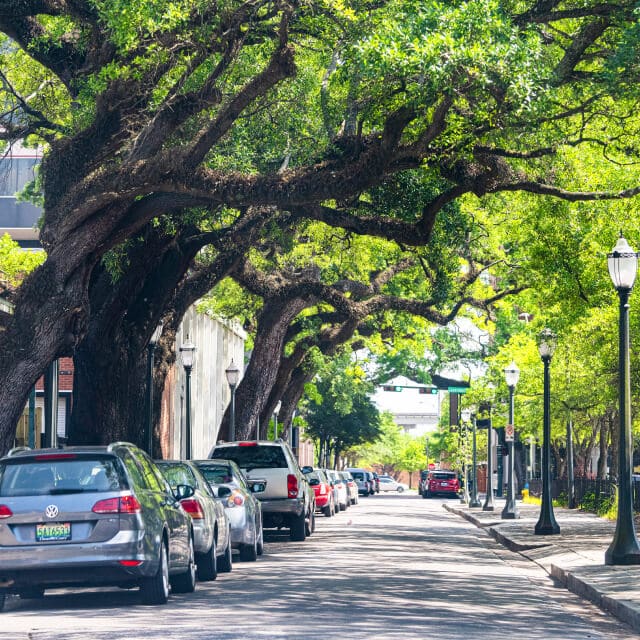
[180,498,205,519]
[34,453,77,460]
[92,494,142,514]
[287,474,298,498]
[225,491,245,508]
[238,442,258,446]
[0,505,12,518]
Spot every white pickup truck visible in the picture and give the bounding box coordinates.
[208,440,315,541]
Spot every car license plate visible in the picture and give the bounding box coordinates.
[36,522,71,542]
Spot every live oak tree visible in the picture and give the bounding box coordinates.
[1,0,640,453]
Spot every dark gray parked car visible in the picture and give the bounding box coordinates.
[156,460,232,580]
[0,442,196,609]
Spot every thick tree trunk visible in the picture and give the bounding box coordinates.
[219,296,312,441]
[0,248,95,454]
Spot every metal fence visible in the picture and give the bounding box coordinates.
[526,478,640,512]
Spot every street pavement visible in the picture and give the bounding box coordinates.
[445,497,640,634]
[1,493,638,639]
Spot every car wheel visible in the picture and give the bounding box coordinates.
[256,519,264,556]
[290,512,306,541]
[309,509,316,534]
[240,536,258,562]
[322,503,332,517]
[339,502,347,511]
[170,535,196,594]
[397,487,404,493]
[140,542,169,605]
[19,587,45,599]
[0,593,5,612]
[218,536,233,573]
[196,535,217,581]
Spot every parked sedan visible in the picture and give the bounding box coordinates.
[340,471,358,506]
[194,459,265,561]
[326,469,349,511]
[378,476,409,493]
[0,443,196,608]
[156,460,233,579]
[303,468,336,517]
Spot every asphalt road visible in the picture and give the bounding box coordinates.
[2,493,637,639]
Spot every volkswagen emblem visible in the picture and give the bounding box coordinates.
[45,505,59,519]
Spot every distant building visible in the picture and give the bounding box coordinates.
[371,375,440,437]
[0,141,42,248]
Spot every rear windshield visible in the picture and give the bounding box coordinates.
[0,456,125,496]
[197,464,233,485]
[351,472,365,481]
[431,472,456,480]
[156,463,197,489]
[211,445,288,470]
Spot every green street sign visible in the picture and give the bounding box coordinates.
[447,386,468,394]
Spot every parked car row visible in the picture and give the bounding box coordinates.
[0,441,269,610]
[302,468,358,517]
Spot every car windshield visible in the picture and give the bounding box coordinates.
[0,456,125,496]
[156,462,197,489]
[432,473,456,480]
[351,472,365,481]
[212,445,288,470]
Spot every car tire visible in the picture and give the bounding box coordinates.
[290,512,307,541]
[309,509,316,534]
[397,487,404,493]
[323,504,332,517]
[140,542,169,605]
[218,537,233,573]
[240,537,258,562]
[0,593,5,612]
[196,535,217,581]
[339,502,347,511]
[256,520,264,556]
[170,536,196,594]
[19,587,45,599]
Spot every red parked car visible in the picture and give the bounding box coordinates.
[423,470,460,498]
[303,468,336,517]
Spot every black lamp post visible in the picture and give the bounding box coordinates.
[483,405,495,512]
[146,322,163,456]
[605,234,640,565]
[180,337,196,460]
[461,410,471,504]
[502,361,520,520]
[567,414,576,509]
[225,360,241,441]
[469,413,481,507]
[535,328,560,535]
[273,400,282,440]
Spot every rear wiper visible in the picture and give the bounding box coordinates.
[50,488,85,494]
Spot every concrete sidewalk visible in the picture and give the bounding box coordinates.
[445,499,640,633]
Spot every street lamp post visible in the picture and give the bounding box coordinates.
[461,410,471,504]
[273,400,282,440]
[225,360,241,441]
[535,328,560,535]
[605,234,640,565]
[502,361,520,519]
[180,337,196,460]
[146,322,163,456]
[567,415,576,509]
[482,405,495,512]
[469,413,481,507]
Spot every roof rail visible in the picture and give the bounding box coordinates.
[6,446,32,456]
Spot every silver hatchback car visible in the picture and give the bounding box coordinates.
[0,443,196,609]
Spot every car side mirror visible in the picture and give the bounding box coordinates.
[216,486,232,498]
[301,465,314,474]
[308,478,319,486]
[175,484,195,500]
